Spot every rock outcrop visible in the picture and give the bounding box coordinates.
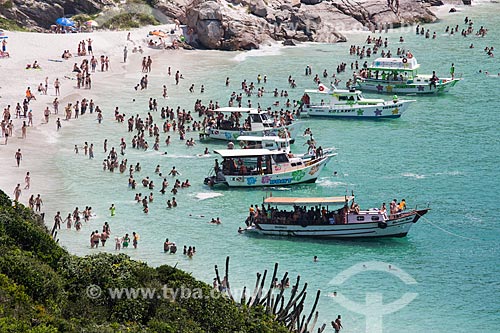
[0,0,439,50]
[174,0,437,50]
[0,0,117,30]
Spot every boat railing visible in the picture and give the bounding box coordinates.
[308,103,356,110]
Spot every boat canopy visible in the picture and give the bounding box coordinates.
[237,135,288,143]
[369,57,419,71]
[214,148,285,158]
[214,107,259,113]
[264,196,354,206]
[304,88,361,96]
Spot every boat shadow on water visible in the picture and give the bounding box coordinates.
[243,231,418,249]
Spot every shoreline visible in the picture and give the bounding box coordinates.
[0,25,195,209]
[0,2,482,251]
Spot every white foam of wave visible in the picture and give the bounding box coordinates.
[435,171,464,177]
[401,173,426,179]
[269,187,292,191]
[232,43,283,62]
[162,154,197,158]
[195,192,223,200]
[37,128,60,144]
[316,179,348,187]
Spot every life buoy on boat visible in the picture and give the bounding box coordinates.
[318,85,325,92]
[213,130,219,135]
[378,222,387,229]
[402,57,408,64]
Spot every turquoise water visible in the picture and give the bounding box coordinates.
[43,4,500,332]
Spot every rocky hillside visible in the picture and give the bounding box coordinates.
[0,0,441,50]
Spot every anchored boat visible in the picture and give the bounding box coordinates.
[242,196,429,238]
[204,107,302,143]
[300,84,415,119]
[204,148,335,187]
[356,57,460,94]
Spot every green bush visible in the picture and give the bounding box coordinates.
[0,188,290,333]
[101,13,159,30]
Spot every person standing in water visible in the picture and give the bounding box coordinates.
[109,204,116,216]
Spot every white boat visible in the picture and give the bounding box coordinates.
[356,57,461,95]
[203,148,335,187]
[243,196,430,238]
[204,107,302,143]
[236,135,336,160]
[300,84,415,119]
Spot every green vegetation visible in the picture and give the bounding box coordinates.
[0,0,13,9]
[101,13,159,29]
[0,17,27,31]
[70,14,93,25]
[0,190,289,333]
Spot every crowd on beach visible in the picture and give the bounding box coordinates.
[2,14,496,263]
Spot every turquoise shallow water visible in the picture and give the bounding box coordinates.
[41,3,500,332]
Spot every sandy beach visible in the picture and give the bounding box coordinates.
[0,25,191,208]
[2,4,500,330]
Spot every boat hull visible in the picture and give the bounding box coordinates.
[245,209,429,238]
[204,155,333,187]
[357,79,460,95]
[303,101,412,119]
[207,122,303,143]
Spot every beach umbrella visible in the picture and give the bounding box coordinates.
[85,20,98,27]
[56,17,75,27]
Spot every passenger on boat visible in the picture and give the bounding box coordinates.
[398,199,406,212]
[350,200,357,213]
[239,164,248,175]
[380,203,388,219]
[390,199,398,218]
[430,71,439,88]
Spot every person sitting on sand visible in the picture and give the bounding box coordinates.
[37,83,46,94]
[32,61,41,69]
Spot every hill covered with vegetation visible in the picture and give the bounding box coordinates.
[0,190,288,333]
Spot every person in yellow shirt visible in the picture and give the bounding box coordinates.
[398,199,406,212]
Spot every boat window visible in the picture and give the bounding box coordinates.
[339,96,348,101]
[250,114,262,123]
[371,216,380,221]
[272,154,289,163]
[356,216,364,221]
[260,113,270,121]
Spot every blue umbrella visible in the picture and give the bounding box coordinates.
[56,17,75,27]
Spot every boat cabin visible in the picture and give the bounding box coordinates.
[302,87,384,107]
[210,107,287,132]
[236,135,290,152]
[253,196,388,225]
[215,149,307,176]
